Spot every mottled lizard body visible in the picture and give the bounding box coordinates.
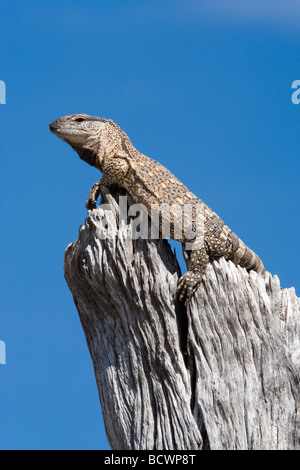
[49,114,265,305]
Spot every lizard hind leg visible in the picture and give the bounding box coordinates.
[177,237,230,306]
[177,246,209,306]
[206,237,231,260]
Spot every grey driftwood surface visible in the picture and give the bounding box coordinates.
[63,189,300,450]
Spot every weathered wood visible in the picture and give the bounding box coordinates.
[63,190,299,450]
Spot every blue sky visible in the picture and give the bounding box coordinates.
[1,0,300,450]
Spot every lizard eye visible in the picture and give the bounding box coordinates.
[74,117,85,122]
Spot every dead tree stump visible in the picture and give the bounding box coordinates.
[63,189,299,450]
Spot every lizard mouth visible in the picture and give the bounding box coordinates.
[49,122,59,134]
[49,122,70,143]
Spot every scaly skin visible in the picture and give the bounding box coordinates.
[49,114,265,305]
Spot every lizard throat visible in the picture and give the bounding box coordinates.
[75,146,97,168]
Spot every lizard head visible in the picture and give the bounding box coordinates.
[49,114,129,172]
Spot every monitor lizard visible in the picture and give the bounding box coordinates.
[49,114,265,305]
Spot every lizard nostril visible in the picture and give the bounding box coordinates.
[49,122,58,133]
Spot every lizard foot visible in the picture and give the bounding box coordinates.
[177,271,203,306]
[85,180,102,210]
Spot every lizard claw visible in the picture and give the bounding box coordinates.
[177,272,202,306]
[85,180,102,210]
[85,197,97,210]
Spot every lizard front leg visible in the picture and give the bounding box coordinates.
[85,180,103,209]
[85,157,129,209]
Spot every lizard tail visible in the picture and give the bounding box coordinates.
[228,232,265,275]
